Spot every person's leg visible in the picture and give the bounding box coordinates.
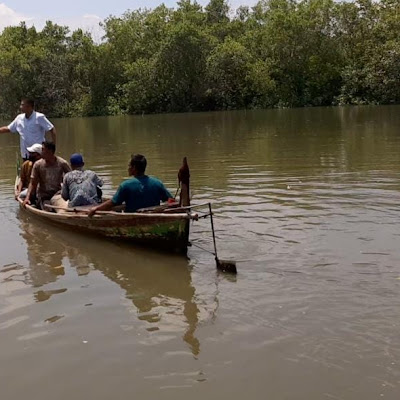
[29,192,37,207]
[50,193,68,213]
[37,195,52,210]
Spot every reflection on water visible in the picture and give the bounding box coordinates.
[18,212,201,356]
[22,217,66,288]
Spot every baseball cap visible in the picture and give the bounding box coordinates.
[26,143,42,154]
[70,153,84,166]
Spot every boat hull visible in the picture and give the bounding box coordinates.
[18,201,193,254]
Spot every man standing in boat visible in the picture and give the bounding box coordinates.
[88,154,172,216]
[0,98,56,160]
[23,141,71,209]
[61,153,103,207]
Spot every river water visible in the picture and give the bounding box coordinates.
[1,106,400,399]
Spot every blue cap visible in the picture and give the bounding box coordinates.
[70,153,84,166]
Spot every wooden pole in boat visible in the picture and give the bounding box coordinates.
[179,156,191,254]
[179,156,190,207]
[208,203,237,274]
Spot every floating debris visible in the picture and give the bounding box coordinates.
[45,315,64,323]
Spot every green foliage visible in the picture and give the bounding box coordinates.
[206,38,253,108]
[122,58,159,113]
[0,0,399,118]
[154,22,210,112]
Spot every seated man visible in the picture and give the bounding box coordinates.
[15,143,42,200]
[88,154,172,216]
[23,141,71,210]
[61,153,103,207]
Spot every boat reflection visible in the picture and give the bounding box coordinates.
[18,211,201,356]
[19,212,67,302]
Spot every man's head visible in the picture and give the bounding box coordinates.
[129,154,147,176]
[26,143,42,162]
[41,141,56,161]
[20,98,35,115]
[70,153,84,170]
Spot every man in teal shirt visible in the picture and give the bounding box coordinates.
[88,154,172,215]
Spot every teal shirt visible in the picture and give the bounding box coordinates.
[112,175,172,212]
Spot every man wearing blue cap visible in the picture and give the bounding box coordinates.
[61,153,103,207]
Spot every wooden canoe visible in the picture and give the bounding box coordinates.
[15,158,196,254]
[16,197,196,254]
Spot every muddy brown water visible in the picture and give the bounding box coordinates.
[1,106,400,399]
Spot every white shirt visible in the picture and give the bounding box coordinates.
[8,111,54,158]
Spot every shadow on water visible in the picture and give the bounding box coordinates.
[17,210,201,357]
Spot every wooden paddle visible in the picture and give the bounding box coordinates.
[44,204,120,215]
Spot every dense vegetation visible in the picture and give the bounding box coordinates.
[0,0,399,118]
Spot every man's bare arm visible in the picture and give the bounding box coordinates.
[22,180,37,207]
[0,126,10,134]
[88,199,114,217]
[47,127,56,144]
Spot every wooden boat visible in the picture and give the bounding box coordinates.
[15,158,197,254]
